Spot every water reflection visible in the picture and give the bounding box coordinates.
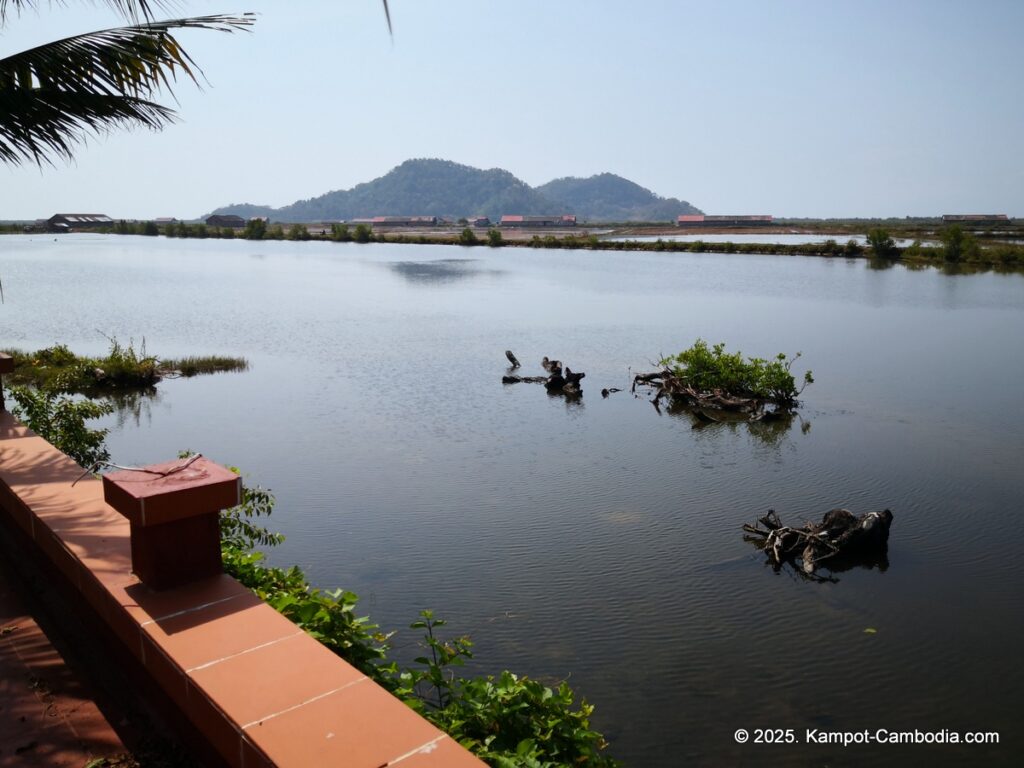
[547,388,585,411]
[387,258,499,284]
[103,387,160,428]
[743,532,891,583]
[659,398,810,448]
[899,260,1023,276]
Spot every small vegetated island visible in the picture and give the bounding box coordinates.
[1,339,247,466]
[633,339,812,419]
[2,339,247,394]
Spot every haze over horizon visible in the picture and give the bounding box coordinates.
[1,0,1022,220]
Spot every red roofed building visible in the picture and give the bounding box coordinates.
[371,216,437,226]
[499,215,575,228]
[677,214,773,227]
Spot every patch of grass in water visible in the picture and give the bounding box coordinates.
[163,355,249,377]
[2,340,247,393]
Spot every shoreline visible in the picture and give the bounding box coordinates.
[9,227,1024,272]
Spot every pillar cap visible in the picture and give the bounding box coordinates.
[103,456,241,527]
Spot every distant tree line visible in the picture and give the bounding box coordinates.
[101,220,1023,267]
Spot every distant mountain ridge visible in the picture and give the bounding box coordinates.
[536,173,700,223]
[207,159,701,223]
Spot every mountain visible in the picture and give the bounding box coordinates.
[207,159,701,223]
[211,160,561,223]
[535,173,701,222]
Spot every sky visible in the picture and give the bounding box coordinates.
[1,0,1022,220]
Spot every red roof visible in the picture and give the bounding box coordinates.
[501,215,525,222]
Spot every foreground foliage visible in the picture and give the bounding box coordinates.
[391,612,612,767]
[7,386,112,466]
[0,1,254,167]
[218,474,619,767]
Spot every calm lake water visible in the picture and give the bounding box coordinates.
[3,234,1023,766]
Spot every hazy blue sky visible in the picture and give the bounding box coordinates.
[1,0,1022,219]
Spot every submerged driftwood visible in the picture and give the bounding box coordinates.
[743,508,893,577]
[502,352,586,396]
[632,369,792,421]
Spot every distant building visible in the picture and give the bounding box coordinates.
[205,214,246,228]
[154,217,178,224]
[358,215,438,227]
[468,216,491,228]
[499,215,576,228]
[941,214,1009,227]
[47,213,114,231]
[677,214,773,227]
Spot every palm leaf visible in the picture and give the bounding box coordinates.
[0,14,253,165]
[0,1,169,24]
[0,88,174,164]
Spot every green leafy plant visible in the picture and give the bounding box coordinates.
[395,613,617,766]
[244,218,267,240]
[660,339,813,406]
[354,223,373,243]
[287,223,311,241]
[459,227,479,246]
[866,228,897,259]
[940,224,979,263]
[7,385,112,466]
[486,228,503,247]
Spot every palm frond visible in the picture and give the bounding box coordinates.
[0,14,253,165]
[1,15,255,97]
[0,1,171,24]
[0,87,174,164]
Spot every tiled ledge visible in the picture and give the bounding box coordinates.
[0,411,484,768]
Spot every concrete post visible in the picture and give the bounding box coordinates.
[102,456,241,590]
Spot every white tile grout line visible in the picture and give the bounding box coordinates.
[140,592,248,626]
[186,630,305,673]
[386,735,449,765]
[240,677,369,730]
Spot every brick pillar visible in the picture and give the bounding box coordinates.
[102,456,241,591]
[0,353,13,411]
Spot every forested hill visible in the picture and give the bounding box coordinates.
[535,173,701,222]
[207,159,701,223]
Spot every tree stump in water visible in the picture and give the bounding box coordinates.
[501,353,585,396]
[743,508,893,577]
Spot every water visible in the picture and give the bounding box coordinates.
[3,234,1023,766]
